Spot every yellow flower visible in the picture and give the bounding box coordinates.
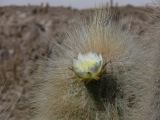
[73,52,104,81]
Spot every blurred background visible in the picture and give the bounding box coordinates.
[0,0,150,9]
[0,0,156,120]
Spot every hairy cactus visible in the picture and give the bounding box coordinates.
[31,9,158,120]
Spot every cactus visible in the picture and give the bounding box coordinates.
[31,9,157,120]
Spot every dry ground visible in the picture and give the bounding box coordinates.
[0,5,155,120]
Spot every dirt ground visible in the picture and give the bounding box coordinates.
[0,5,155,120]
